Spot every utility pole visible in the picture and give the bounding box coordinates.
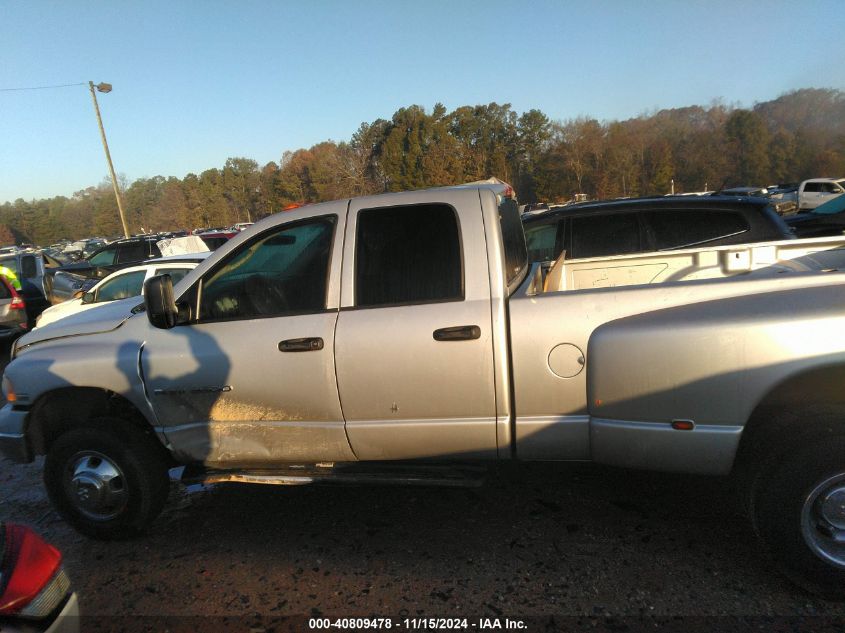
[89,81,130,238]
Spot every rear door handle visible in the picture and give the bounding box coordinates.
[433,325,481,341]
[278,337,324,352]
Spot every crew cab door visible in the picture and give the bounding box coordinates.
[334,190,498,460]
[801,182,822,209]
[819,181,845,206]
[140,204,355,466]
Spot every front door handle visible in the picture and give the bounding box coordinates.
[433,325,481,342]
[278,337,324,352]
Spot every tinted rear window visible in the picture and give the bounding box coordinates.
[570,213,640,259]
[356,204,462,307]
[116,241,148,264]
[645,210,749,250]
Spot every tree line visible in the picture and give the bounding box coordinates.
[2,88,844,246]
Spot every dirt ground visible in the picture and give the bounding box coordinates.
[4,456,845,632]
[2,336,845,632]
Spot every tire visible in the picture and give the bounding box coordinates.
[44,419,170,540]
[752,436,845,598]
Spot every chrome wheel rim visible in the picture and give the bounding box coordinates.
[801,473,845,569]
[63,450,129,521]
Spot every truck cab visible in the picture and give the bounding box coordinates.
[798,178,845,210]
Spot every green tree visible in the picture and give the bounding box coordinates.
[197,169,231,228]
[222,157,260,223]
[380,105,431,191]
[645,139,674,194]
[515,109,552,202]
[725,109,770,185]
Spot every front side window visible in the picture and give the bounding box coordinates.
[356,204,462,308]
[199,217,335,321]
[95,270,147,302]
[524,222,559,262]
[88,246,117,267]
[570,213,640,259]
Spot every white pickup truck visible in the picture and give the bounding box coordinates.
[3,182,845,595]
[773,177,845,211]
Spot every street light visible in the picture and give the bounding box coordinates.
[88,80,130,238]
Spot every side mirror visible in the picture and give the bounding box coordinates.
[144,274,178,329]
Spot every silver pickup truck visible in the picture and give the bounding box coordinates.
[2,182,845,595]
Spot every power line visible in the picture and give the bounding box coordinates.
[0,82,87,92]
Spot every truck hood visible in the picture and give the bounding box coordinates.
[17,297,140,349]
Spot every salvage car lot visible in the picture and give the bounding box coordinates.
[3,408,845,629]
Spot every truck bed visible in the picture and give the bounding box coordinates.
[536,234,845,293]
[509,234,845,469]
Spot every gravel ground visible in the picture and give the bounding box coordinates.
[2,338,845,632]
[4,457,845,631]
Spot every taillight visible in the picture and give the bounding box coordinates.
[0,523,69,618]
[9,287,25,311]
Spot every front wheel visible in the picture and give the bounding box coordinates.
[44,420,170,540]
[752,437,845,598]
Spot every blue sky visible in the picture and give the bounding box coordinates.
[1,0,843,203]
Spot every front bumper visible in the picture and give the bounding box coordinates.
[2,592,80,633]
[45,592,80,633]
[0,403,31,463]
